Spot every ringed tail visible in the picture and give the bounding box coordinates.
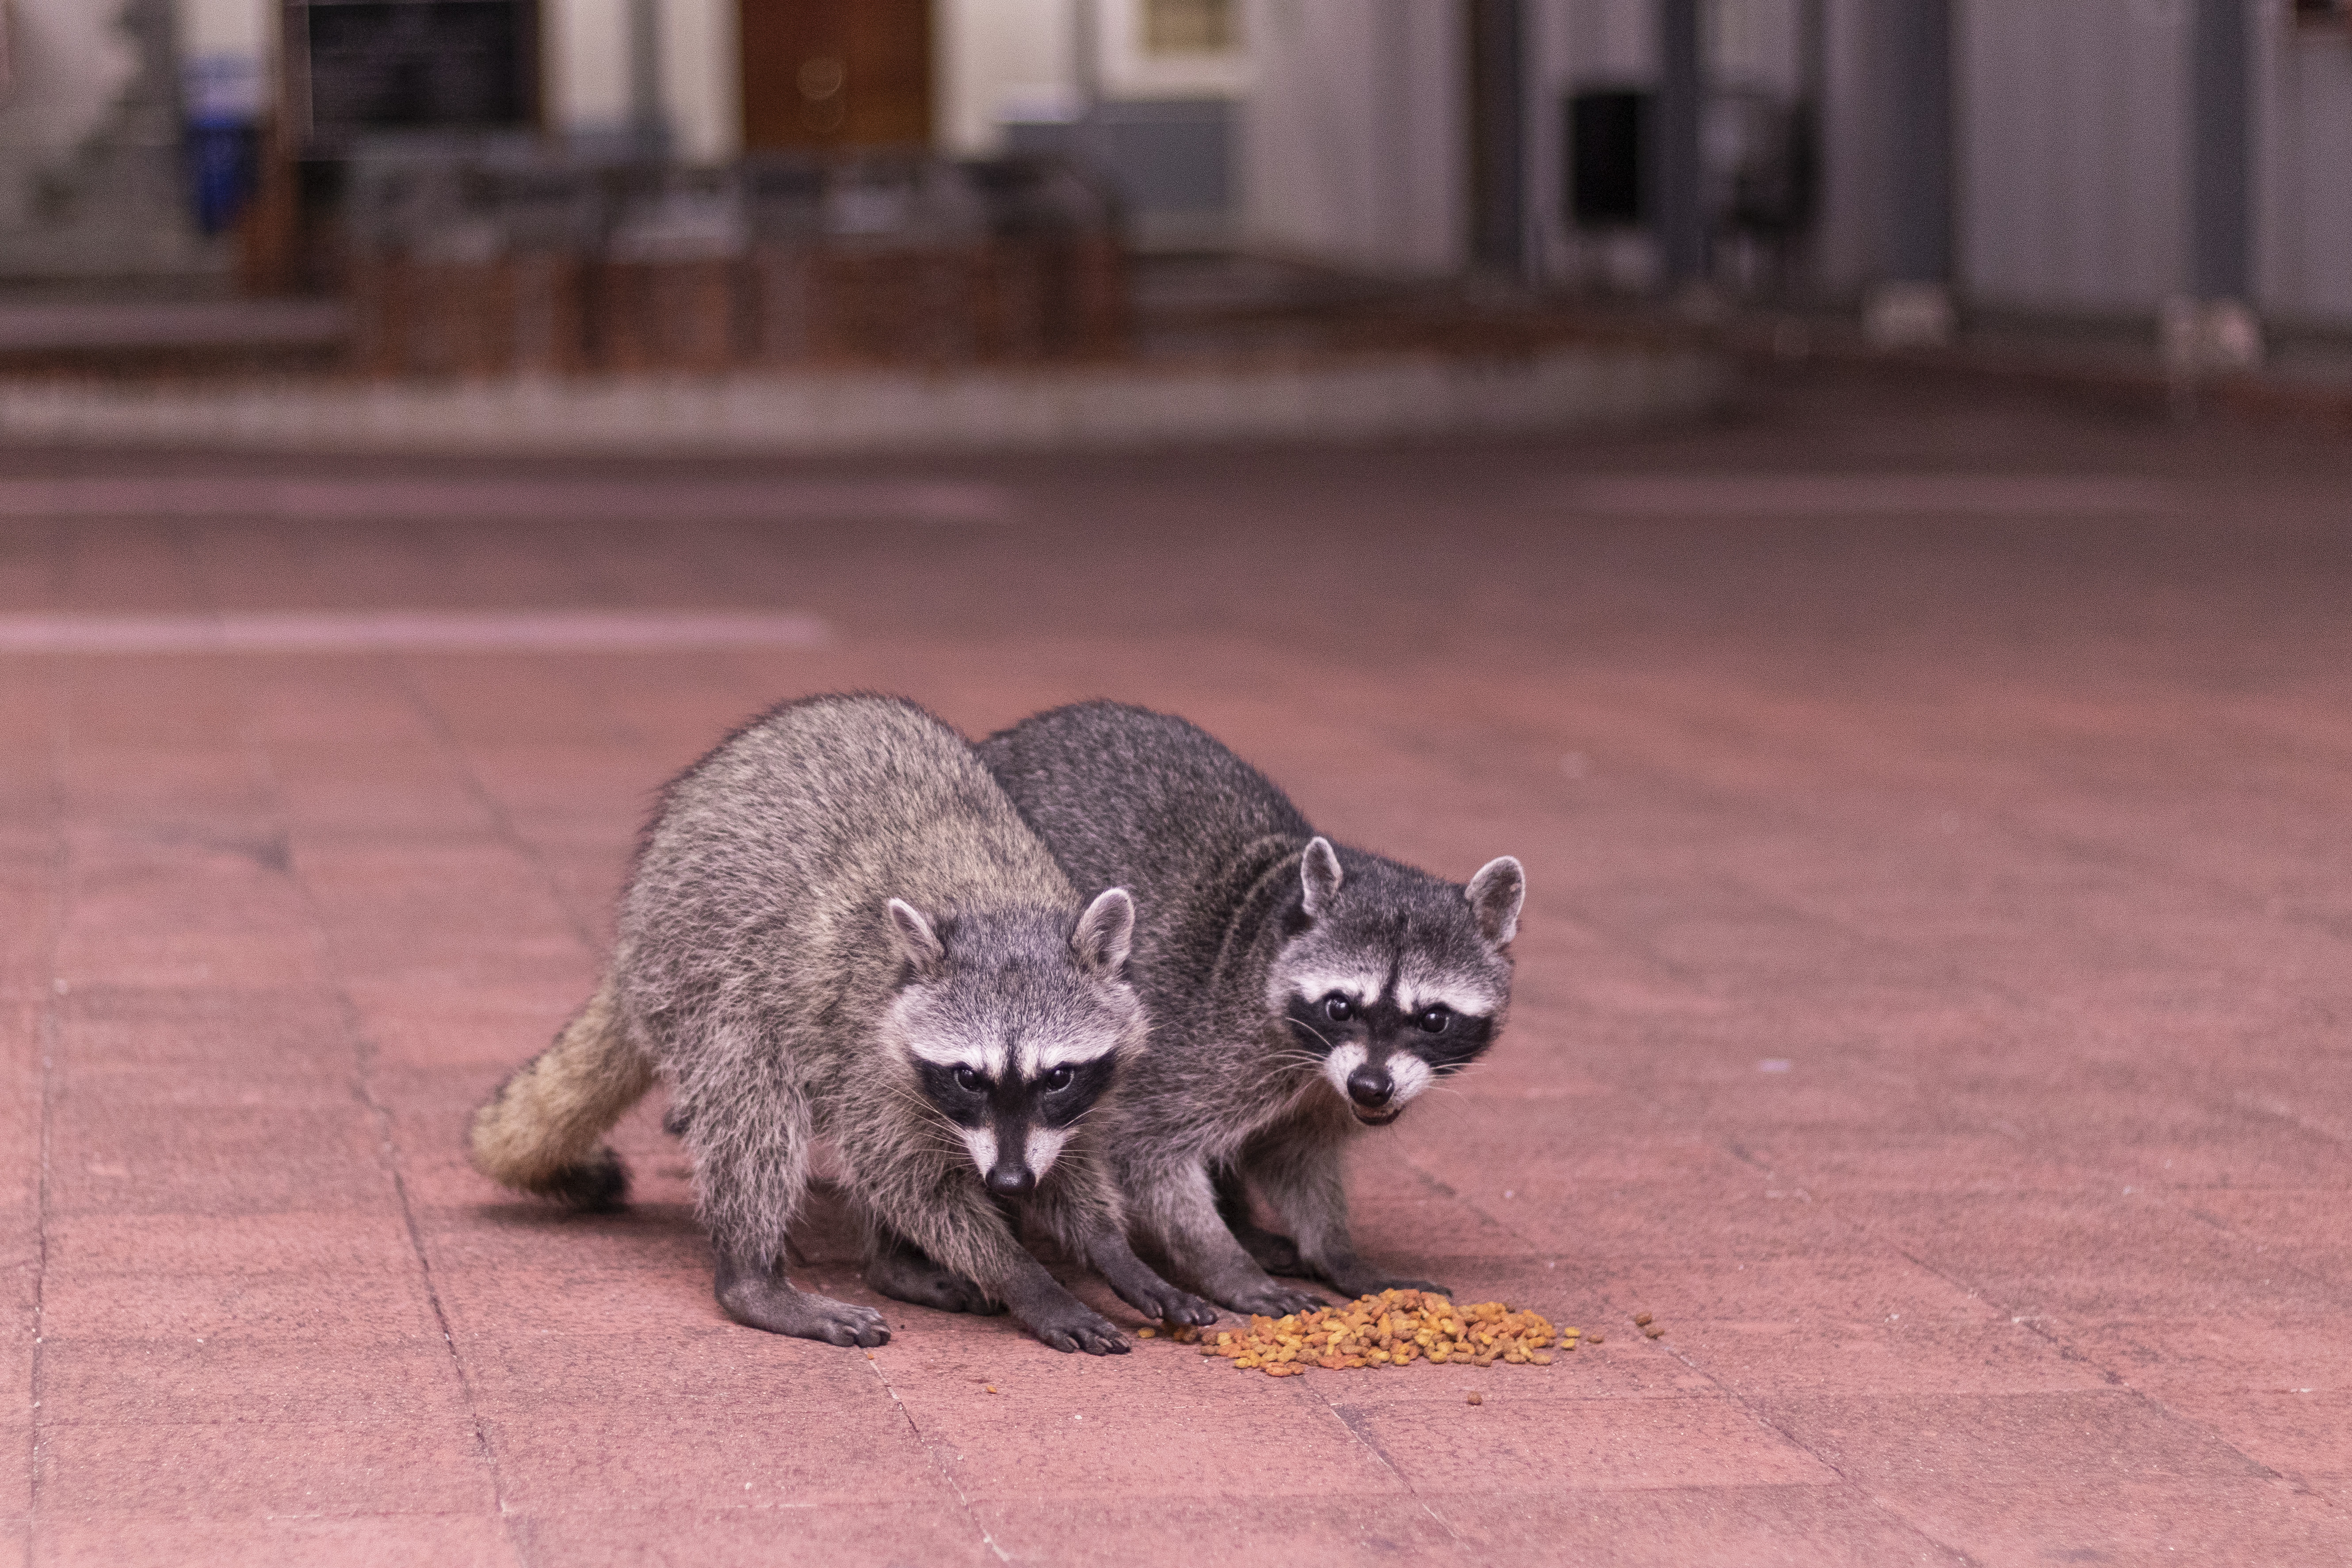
[468,975,654,1211]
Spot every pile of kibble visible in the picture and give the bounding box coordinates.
[1153,1289,1577,1377]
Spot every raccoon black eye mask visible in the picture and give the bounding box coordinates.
[977,700,1523,1318]
[468,693,1215,1354]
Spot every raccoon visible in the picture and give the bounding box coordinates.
[468,694,1215,1352]
[975,702,1524,1316]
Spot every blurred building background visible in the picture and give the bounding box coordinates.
[0,0,2344,360]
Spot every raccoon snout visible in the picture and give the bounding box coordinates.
[1345,1064,1395,1109]
[986,1160,1037,1197]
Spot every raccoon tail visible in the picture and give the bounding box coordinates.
[468,976,655,1212]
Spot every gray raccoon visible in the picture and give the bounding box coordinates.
[976,701,1523,1316]
[469,694,1215,1352]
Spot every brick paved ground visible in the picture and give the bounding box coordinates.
[2,368,2348,1565]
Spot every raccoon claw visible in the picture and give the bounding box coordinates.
[1160,1292,1221,1328]
[1031,1311,1132,1355]
[716,1269,891,1347]
[1329,1272,1450,1300]
[1212,1277,1327,1317]
[1113,1284,1219,1328]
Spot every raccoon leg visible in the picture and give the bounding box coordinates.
[1241,1135,1450,1301]
[1211,1163,1307,1278]
[882,1189,1134,1354]
[861,1224,1005,1316]
[1130,1161,1325,1316]
[712,1252,889,1346]
[1031,1172,1219,1328]
[680,1057,889,1347]
[468,976,653,1211]
[1081,1229,1221,1328]
[990,1251,1134,1354]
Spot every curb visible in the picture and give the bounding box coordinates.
[0,345,1730,457]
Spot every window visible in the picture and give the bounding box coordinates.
[1142,0,1238,56]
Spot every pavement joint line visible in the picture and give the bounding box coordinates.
[1884,1216,2331,1506]
[859,1355,1012,1564]
[393,660,605,958]
[0,610,831,656]
[1320,1404,1462,1546]
[243,727,532,1568]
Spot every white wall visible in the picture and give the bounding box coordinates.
[1956,0,2189,315]
[546,0,632,140]
[541,0,735,160]
[938,0,1073,153]
[2256,14,2352,327]
[1240,0,1465,275]
[174,0,268,62]
[0,0,143,226]
[659,0,737,160]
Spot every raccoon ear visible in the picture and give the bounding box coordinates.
[885,898,947,977]
[1071,887,1135,975]
[1300,837,1344,918]
[1466,856,1524,947]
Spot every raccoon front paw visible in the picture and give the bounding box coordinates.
[1325,1268,1451,1301]
[1229,1222,1306,1278]
[718,1276,891,1347]
[1112,1279,1220,1328]
[1210,1275,1328,1317]
[1028,1306,1133,1356]
[864,1251,1005,1316]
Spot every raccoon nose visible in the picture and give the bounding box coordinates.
[986,1162,1036,1197]
[1346,1065,1395,1109]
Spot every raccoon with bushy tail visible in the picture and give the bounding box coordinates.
[468,694,1215,1352]
[977,702,1524,1316]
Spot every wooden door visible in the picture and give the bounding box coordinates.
[739,0,932,151]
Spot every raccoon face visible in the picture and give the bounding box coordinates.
[1269,838,1523,1127]
[882,889,1143,1195]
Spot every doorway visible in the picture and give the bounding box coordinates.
[738,0,932,151]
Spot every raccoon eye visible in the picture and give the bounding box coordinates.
[1416,1005,1453,1034]
[1041,1066,1075,1092]
[953,1065,984,1093]
[1322,994,1355,1023]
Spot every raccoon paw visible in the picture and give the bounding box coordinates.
[1028,1305,1132,1356]
[717,1275,891,1347]
[1210,1275,1328,1317]
[1229,1221,1306,1278]
[864,1251,1005,1316]
[1111,1279,1220,1328]
[1326,1268,1451,1300]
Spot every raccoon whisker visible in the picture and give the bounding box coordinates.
[1263,1049,1331,1078]
[1287,1020,1339,1054]
[876,1082,981,1156]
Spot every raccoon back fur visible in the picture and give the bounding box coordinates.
[977,701,1524,1316]
[469,694,1214,1352]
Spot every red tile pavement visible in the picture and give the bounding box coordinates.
[2,369,2350,1564]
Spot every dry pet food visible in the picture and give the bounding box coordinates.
[1181,1289,1566,1377]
